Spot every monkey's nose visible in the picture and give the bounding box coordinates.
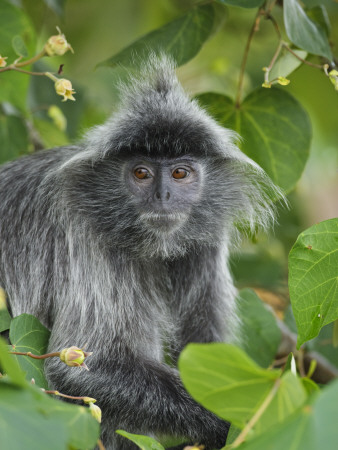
[155,191,170,201]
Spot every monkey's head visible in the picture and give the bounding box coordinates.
[59,55,282,259]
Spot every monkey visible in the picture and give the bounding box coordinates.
[0,55,281,449]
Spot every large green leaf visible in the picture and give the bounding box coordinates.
[47,400,100,450]
[0,337,26,387]
[0,383,67,450]
[0,1,36,110]
[238,289,281,367]
[116,430,165,450]
[0,113,29,164]
[197,89,311,192]
[238,378,338,450]
[0,380,100,450]
[283,0,332,60]
[9,314,50,388]
[0,309,11,333]
[289,218,338,347]
[215,0,264,8]
[179,343,280,428]
[179,344,307,433]
[98,4,218,68]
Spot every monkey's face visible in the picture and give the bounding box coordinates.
[124,155,203,233]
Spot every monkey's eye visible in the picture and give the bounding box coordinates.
[172,168,189,179]
[134,167,151,180]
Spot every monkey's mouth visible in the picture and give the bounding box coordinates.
[139,212,186,232]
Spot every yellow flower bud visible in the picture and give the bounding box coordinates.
[328,70,338,91]
[0,55,8,68]
[45,28,73,56]
[89,402,102,423]
[59,346,92,368]
[277,76,290,86]
[54,78,76,102]
[262,81,272,89]
[83,397,97,404]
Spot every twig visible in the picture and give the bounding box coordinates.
[97,439,106,450]
[235,7,265,108]
[10,351,60,359]
[43,390,88,401]
[282,45,324,69]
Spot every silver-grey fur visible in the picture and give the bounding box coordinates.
[0,56,281,449]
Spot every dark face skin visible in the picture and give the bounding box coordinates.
[124,155,204,232]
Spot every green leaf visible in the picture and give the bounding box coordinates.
[0,1,36,111]
[283,0,332,60]
[0,383,68,450]
[306,5,331,38]
[179,343,280,429]
[269,49,307,81]
[214,0,264,8]
[237,378,338,450]
[12,34,28,57]
[302,377,320,396]
[48,401,100,450]
[0,113,29,164]
[0,337,27,386]
[288,218,338,347]
[9,314,50,388]
[0,309,11,333]
[197,88,311,192]
[98,4,218,68]
[254,371,307,434]
[0,380,100,450]
[116,430,165,450]
[238,289,281,367]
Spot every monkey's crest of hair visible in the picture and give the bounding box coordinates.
[58,54,283,247]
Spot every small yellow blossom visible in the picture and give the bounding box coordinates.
[83,397,97,404]
[328,69,338,91]
[89,402,102,423]
[277,76,290,86]
[262,81,272,89]
[0,55,8,68]
[54,78,76,102]
[45,28,73,56]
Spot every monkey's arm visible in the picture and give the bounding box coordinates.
[45,336,228,449]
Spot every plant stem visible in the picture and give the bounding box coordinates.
[231,378,281,447]
[10,351,61,359]
[15,48,47,67]
[282,44,324,69]
[235,8,264,108]
[44,390,89,401]
[264,40,283,83]
[97,439,106,450]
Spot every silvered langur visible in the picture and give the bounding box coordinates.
[0,56,281,449]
